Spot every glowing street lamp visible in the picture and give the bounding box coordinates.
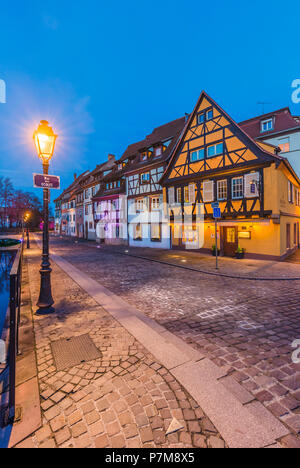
[24,212,31,249]
[33,120,57,164]
[33,120,57,314]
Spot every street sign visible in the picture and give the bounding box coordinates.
[33,173,60,189]
[213,207,221,219]
[211,202,219,209]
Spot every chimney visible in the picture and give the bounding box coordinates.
[74,173,77,181]
[108,154,115,162]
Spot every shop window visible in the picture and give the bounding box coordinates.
[134,223,142,241]
[151,223,161,242]
[286,223,291,249]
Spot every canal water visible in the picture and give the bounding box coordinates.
[0,251,15,338]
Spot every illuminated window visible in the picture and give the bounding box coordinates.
[151,197,160,210]
[177,188,182,203]
[184,186,189,203]
[217,180,227,200]
[134,223,142,241]
[190,149,205,162]
[288,181,294,203]
[261,118,273,132]
[141,152,148,161]
[232,177,244,199]
[278,137,290,153]
[286,223,291,249]
[151,223,161,242]
[155,147,162,157]
[136,198,145,212]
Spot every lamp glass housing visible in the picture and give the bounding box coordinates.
[33,120,57,163]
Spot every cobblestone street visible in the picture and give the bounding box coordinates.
[45,235,300,447]
[16,243,225,448]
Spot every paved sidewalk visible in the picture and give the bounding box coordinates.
[15,244,225,449]
[42,234,300,448]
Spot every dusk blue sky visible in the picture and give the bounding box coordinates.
[0,0,300,196]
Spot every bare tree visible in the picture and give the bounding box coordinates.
[0,177,13,228]
[0,177,42,230]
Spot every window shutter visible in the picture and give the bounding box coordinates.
[203,181,214,202]
[168,187,175,205]
[244,172,260,198]
[189,184,196,204]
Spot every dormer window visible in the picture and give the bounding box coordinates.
[261,118,273,133]
[118,164,122,171]
[141,152,148,161]
[154,146,162,157]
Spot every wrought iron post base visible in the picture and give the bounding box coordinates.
[36,265,55,314]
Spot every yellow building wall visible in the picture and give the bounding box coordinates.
[199,221,281,257]
[264,163,300,256]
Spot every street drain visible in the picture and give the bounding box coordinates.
[51,334,102,371]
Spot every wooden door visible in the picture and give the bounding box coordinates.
[223,226,238,257]
[171,222,183,249]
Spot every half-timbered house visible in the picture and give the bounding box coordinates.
[124,117,185,249]
[82,156,115,240]
[161,91,300,260]
[93,160,127,245]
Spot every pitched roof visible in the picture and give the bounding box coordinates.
[120,117,186,163]
[239,107,300,139]
[161,91,284,184]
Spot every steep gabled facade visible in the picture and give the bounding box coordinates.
[161,91,300,259]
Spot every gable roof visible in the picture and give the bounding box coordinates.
[120,117,185,163]
[161,91,284,184]
[239,107,300,139]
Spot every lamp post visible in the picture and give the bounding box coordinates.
[33,120,57,314]
[24,212,31,249]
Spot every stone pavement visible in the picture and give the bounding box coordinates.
[14,244,225,449]
[43,235,300,448]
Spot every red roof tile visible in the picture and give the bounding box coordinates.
[239,107,300,139]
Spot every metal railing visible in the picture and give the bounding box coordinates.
[1,241,23,426]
